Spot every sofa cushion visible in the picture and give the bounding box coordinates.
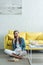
[8,30,14,34]
[8,31,26,40]
[19,32,26,40]
[7,30,14,40]
[36,33,43,40]
[8,34,14,40]
[26,32,42,40]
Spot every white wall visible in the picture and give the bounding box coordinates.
[0,0,43,49]
[28,0,43,32]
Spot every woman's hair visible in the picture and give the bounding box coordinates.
[13,30,21,44]
[13,30,19,35]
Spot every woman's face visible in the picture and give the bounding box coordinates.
[14,32,19,38]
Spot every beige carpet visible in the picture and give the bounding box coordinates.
[0,51,29,65]
[0,49,43,65]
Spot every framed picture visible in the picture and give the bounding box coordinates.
[0,0,22,15]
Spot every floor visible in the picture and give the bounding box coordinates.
[0,49,43,65]
[0,49,29,65]
[31,53,43,65]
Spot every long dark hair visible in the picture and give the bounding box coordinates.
[13,30,21,44]
[15,37,21,44]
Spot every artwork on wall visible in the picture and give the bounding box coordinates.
[0,0,22,15]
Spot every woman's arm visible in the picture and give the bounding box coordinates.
[21,38,26,50]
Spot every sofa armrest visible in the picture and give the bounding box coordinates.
[7,40,12,46]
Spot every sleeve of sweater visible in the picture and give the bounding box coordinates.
[21,38,26,50]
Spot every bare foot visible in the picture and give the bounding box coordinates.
[10,53,23,59]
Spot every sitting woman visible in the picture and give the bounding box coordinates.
[4,30,27,59]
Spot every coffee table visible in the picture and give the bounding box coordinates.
[28,44,43,65]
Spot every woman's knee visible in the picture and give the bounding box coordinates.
[4,49,12,55]
[4,49,9,53]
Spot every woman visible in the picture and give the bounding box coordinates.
[4,30,27,59]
